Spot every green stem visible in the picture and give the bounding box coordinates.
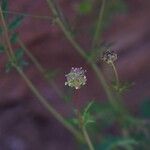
[18,39,70,102]
[77,111,95,150]
[82,126,95,150]
[0,7,14,57]
[2,10,52,20]
[92,0,106,48]
[111,62,119,86]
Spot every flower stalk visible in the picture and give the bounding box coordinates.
[92,0,106,48]
[77,111,95,150]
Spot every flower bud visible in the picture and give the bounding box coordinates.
[102,50,117,64]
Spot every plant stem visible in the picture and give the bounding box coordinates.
[0,7,14,57]
[0,6,83,142]
[82,126,95,150]
[18,39,66,101]
[2,10,52,20]
[92,0,106,48]
[78,111,95,150]
[111,62,119,86]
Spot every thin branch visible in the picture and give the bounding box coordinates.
[2,10,52,20]
[111,62,119,86]
[0,7,14,57]
[18,39,66,101]
[82,126,95,150]
[78,111,95,150]
[92,0,106,48]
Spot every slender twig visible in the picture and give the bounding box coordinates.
[2,10,52,20]
[82,126,95,150]
[18,39,65,101]
[92,0,106,48]
[0,7,14,57]
[111,62,119,86]
[46,0,67,26]
[0,6,83,142]
[78,111,95,150]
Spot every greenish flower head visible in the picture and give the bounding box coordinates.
[65,67,87,89]
[102,50,117,64]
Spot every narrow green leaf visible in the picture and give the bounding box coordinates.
[96,136,137,150]
[82,101,95,127]
[45,69,59,80]
[2,0,8,10]
[15,48,24,60]
[8,16,24,30]
[14,49,28,69]
[5,61,13,73]
[0,44,5,53]
[10,32,18,43]
[1,0,9,18]
[83,101,94,117]
[17,59,28,69]
[0,26,3,35]
[140,98,150,118]
[63,87,74,102]
[67,117,80,127]
[77,0,93,15]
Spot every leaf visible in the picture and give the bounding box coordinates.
[0,44,5,53]
[10,32,19,43]
[1,0,9,18]
[83,112,95,127]
[1,0,8,10]
[45,69,59,81]
[82,101,95,126]
[95,136,137,150]
[111,81,134,94]
[83,101,94,116]
[0,26,3,35]
[67,118,79,126]
[14,48,28,69]
[63,86,74,102]
[76,0,93,15]
[140,97,150,118]
[110,0,128,13]
[15,48,24,60]
[18,60,28,69]
[8,16,24,30]
[88,101,116,129]
[93,0,128,32]
[5,61,13,73]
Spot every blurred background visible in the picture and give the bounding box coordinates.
[0,0,150,149]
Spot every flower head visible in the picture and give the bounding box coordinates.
[65,67,87,89]
[101,50,117,64]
